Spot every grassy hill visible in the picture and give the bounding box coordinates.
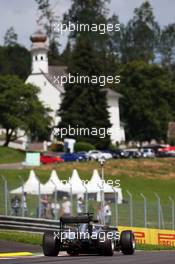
[0,158,175,201]
[0,158,175,228]
[0,147,25,164]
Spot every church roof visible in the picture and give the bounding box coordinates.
[43,65,67,94]
[49,65,67,77]
[39,65,122,98]
[30,30,47,43]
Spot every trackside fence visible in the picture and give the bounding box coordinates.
[0,179,174,230]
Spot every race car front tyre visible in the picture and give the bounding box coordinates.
[120,230,135,255]
[42,231,60,256]
[98,238,114,256]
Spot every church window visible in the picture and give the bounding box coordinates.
[41,56,43,60]
[35,56,37,61]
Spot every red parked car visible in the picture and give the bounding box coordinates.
[40,155,64,164]
[158,146,175,157]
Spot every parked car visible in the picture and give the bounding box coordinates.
[140,148,155,158]
[87,150,112,161]
[100,150,113,160]
[76,151,88,161]
[157,146,175,157]
[40,155,64,164]
[123,149,141,159]
[109,149,125,159]
[87,150,100,160]
[60,152,87,162]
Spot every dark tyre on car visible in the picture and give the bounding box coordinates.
[120,230,135,255]
[98,236,114,256]
[42,231,60,256]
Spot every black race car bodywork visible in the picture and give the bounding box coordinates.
[42,214,135,256]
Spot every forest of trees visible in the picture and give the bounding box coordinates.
[59,0,175,146]
[0,0,175,147]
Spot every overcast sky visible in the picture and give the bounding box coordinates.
[0,0,174,51]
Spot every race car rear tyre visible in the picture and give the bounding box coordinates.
[98,238,114,256]
[42,231,60,256]
[120,230,135,255]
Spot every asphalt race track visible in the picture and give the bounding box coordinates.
[0,241,174,264]
[0,251,175,264]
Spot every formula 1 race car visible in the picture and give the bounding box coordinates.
[42,214,135,257]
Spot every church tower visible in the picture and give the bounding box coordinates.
[30,30,48,74]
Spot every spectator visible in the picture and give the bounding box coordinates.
[104,202,112,225]
[40,195,49,218]
[96,203,103,224]
[46,199,54,219]
[77,197,84,215]
[51,202,60,219]
[61,196,71,216]
[21,192,28,217]
[11,195,21,216]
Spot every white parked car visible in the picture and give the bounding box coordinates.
[140,148,155,158]
[87,150,112,161]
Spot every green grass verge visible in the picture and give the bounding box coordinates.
[0,147,25,164]
[136,243,175,251]
[0,231,174,251]
[0,231,42,245]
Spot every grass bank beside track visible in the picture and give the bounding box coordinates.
[1,157,175,227]
[1,158,175,202]
[0,231,174,251]
[0,147,25,164]
[0,231,42,245]
[136,244,175,251]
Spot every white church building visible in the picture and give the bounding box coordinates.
[26,30,125,144]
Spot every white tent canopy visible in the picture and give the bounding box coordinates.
[86,169,123,204]
[10,170,44,195]
[86,169,114,193]
[64,169,86,194]
[41,170,69,194]
[10,169,123,203]
[86,169,103,193]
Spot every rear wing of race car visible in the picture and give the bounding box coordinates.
[60,215,93,225]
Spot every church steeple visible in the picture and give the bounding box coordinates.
[30,30,48,74]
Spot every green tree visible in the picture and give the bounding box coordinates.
[35,0,60,55]
[0,75,52,146]
[58,0,113,148]
[60,41,72,65]
[4,27,18,46]
[48,39,60,65]
[121,1,160,63]
[118,61,175,142]
[63,0,110,50]
[107,14,123,58]
[0,45,31,80]
[1,27,30,80]
[58,36,111,149]
[159,23,175,67]
[61,0,121,76]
